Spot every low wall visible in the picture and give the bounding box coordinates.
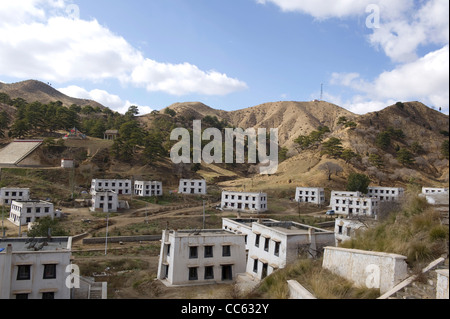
[82,235,161,245]
[322,246,408,294]
[436,269,449,299]
[287,280,316,299]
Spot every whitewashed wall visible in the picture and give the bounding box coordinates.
[322,246,408,294]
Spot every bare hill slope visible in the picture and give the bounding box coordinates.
[0,80,105,109]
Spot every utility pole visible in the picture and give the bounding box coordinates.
[105,212,110,256]
[202,200,206,229]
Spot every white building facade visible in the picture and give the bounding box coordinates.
[0,188,30,206]
[90,179,132,195]
[178,179,207,195]
[330,191,379,217]
[157,229,246,286]
[295,187,325,205]
[134,181,163,197]
[8,200,57,227]
[422,187,449,195]
[90,191,118,213]
[236,219,335,281]
[334,217,368,246]
[0,237,72,299]
[221,191,268,213]
[367,187,404,201]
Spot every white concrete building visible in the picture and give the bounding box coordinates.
[334,217,368,246]
[178,179,207,195]
[367,187,404,201]
[0,237,72,299]
[221,191,268,213]
[157,229,246,286]
[134,181,163,197]
[90,191,118,213]
[422,187,449,195]
[0,187,30,206]
[228,218,335,281]
[90,179,132,195]
[330,191,379,217]
[295,187,325,205]
[8,200,58,227]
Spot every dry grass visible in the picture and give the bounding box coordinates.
[250,259,380,299]
[339,191,448,266]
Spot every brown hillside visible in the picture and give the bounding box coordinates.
[0,80,105,109]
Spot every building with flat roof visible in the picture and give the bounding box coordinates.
[223,218,335,281]
[157,229,246,286]
[90,179,132,195]
[221,191,268,213]
[295,187,325,205]
[0,237,72,299]
[178,179,207,195]
[422,187,449,195]
[367,186,404,202]
[90,191,118,213]
[0,187,30,206]
[8,200,58,227]
[134,181,163,197]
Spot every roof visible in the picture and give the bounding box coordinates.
[105,130,119,134]
[0,140,43,166]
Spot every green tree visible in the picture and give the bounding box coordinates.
[164,108,176,117]
[347,173,371,194]
[0,111,10,137]
[27,216,69,237]
[396,148,415,166]
[441,140,449,159]
[8,119,29,138]
[321,137,343,158]
[369,153,384,168]
[341,148,358,164]
[375,131,392,150]
[411,141,425,155]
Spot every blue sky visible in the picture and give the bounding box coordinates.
[0,0,448,115]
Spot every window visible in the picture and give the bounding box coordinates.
[253,259,258,273]
[166,244,171,256]
[27,208,32,213]
[17,265,31,280]
[204,266,214,280]
[274,241,280,257]
[44,207,49,213]
[41,264,55,279]
[255,234,260,247]
[189,246,198,259]
[204,246,214,258]
[338,225,343,234]
[36,207,41,213]
[264,238,270,252]
[15,294,28,299]
[188,267,198,281]
[42,292,55,299]
[222,245,231,257]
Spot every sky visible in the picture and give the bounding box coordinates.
[0,0,448,116]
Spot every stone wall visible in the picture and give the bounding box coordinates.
[436,269,449,299]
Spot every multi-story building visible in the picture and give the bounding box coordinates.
[90,179,132,195]
[157,229,246,286]
[241,219,335,280]
[220,191,268,213]
[8,200,58,227]
[0,237,72,299]
[90,191,118,213]
[178,179,207,195]
[330,193,379,217]
[295,187,325,205]
[367,187,404,201]
[134,181,163,197]
[0,187,30,206]
[422,187,449,195]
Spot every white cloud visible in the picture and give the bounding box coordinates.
[58,85,153,115]
[330,45,449,113]
[0,0,247,97]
